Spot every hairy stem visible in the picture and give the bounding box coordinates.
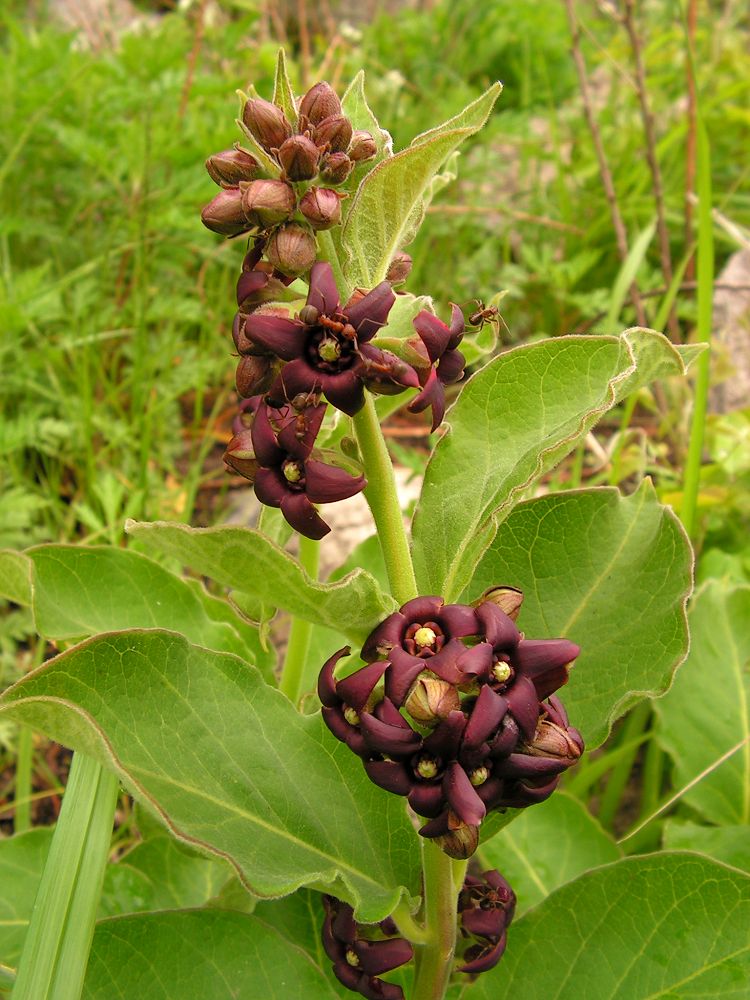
[279,534,320,703]
[353,396,418,605]
[412,845,466,1000]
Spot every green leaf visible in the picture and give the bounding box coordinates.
[341,83,501,289]
[126,520,397,644]
[479,793,619,916]
[27,545,272,680]
[655,579,750,825]
[0,631,419,922]
[412,329,693,601]
[0,828,51,966]
[83,911,339,999]
[465,482,692,747]
[0,549,31,605]
[463,854,750,999]
[271,48,297,127]
[663,821,750,874]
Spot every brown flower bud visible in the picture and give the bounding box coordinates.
[348,130,377,162]
[298,187,344,231]
[240,179,296,228]
[299,82,342,125]
[434,821,480,860]
[205,148,260,187]
[314,114,353,153]
[404,674,460,725]
[242,97,292,151]
[266,223,317,276]
[232,312,253,354]
[224,429,259,480]
[277,134,320,181]
[524,719,583,764]
[236,355,274,398]
[200,188,251,237]
[319,152,355,186]
[476,586,524,622]
[386,252,412,285]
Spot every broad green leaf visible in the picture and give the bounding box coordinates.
[126,520,397,644]
[341,84,501,289]
[0,828,51,966]
[462,854,750,1000]
[413,329,692,601]
[27,545,272,680]
[655,580,750,825]
[663,821,750,874]
[83,911,338,999]
[254,889,329,973]
[0,550,31,605]
[271,48,297,127]
[101,835,231,915]
[479,793,619,915]
[465,482,692,747]
[0,631,419,921]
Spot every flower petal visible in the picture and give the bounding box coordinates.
[425,639,467,685]
[505,675,540,741]
[307,261,340,315]
[514,638,579,699]
[250,401,284,467]
[364,760,413,796]
[317,646,351,707]
[244,313,304,360]
[418,811,451,838]
[443,762,486,826]
[448,303,465,346]
[276,402,326,460]
[253,467,286,507]
[354,938,413,977]
[384,647,426,706]
[423,710,467,760]
[463,685,508,750]
[359,712,421,756]
[304,459,366,503]
[361,612,407,662]
[407,368,445,431]
[399,596,445,621]
[437,603,479,638]
[408,782,445,818]
[462,907,504,940]
[336,660,388,710]
[345,281,396,341]
[322,370,365,416]
[476,603,520,651]
[412,310,452,362]
[488,715,520,758]
[236,268,270,306]
[456,642,494,681]
[280,492,330,539]
[459,933,507,975]
[495,753,568,780]
[437,347,465,385]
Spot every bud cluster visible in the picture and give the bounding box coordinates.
[201,81,379,277]
[318,589,583,857]
[322,895,413,1000]
[457,870,516,974]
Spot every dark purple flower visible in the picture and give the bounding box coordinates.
[322,896,413,1000]
[408,305,466,431]
[318,647,388,758]
[224,396,366,539]
[244,262,418,415]
[457,870,516,975]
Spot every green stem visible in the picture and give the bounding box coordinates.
[391,900,429,946]
[14,726,33,835]
[12,753,119,1000]
[353,396,418,605]
[680,117,713,539]
[278,534,320,703]
[412,845,465,1000]
[598,701,651,830]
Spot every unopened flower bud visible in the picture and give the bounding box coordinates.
[386,252,412,285]
[524,719,583,764]
[476,586,524,622]
[320,152,355,185]
[205,148,260,187]
[314,114,353,153]
[299,187,344,231]
[266,223,317,276]
[242,97,292,151]
[299,81,341,125]
[434,822,479,860]
[200,188,251,237]
[236,355,274,397]
[405,674,459,725]
[277,134,320,181]
[240,179,296,228]
[224,430,259,480]
[348,129,377,162]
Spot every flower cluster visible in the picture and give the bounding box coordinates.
[318,588,583,856]
[322,896,413,1000]
[201,81,378,275]
[457,870,516,974]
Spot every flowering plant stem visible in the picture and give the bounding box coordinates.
[279,534,320,703]
[353,396,418,606]
[12,753,118,1000]
[353,396,461,998]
